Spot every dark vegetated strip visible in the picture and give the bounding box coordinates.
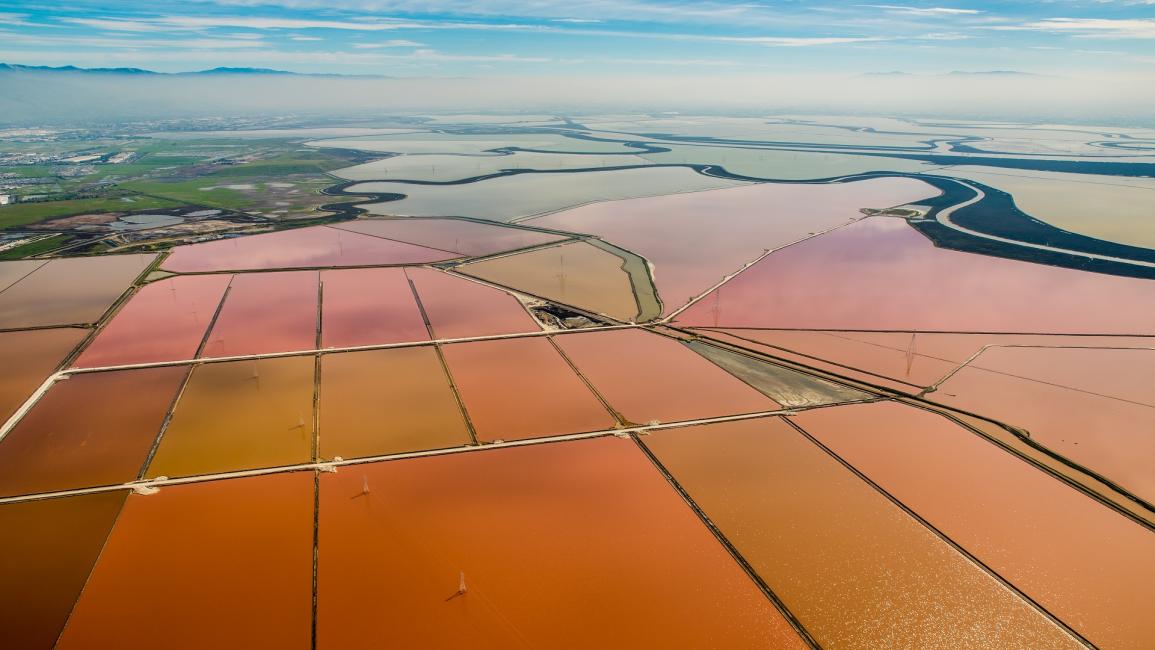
[910,175,1155,274]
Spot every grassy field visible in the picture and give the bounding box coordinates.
[0,195,183,229]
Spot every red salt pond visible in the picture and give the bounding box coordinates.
[676,217,1155,334]
[320,267,429,348]
[407,267,540,340]
[532,178,936,314]
[0,328,87,423]
[0,254,155,329]
[201,271,318,357]
[74,274,230,367]
[316,437,805,649]
[161,225,454,273]
[644,418,1082,649]
[56,473,313,649]
[0,367,185,497]
[930,347,1155,503]
[794,401,1155,649]
[332,217,566,257]
[441,337,615,441]
[553,329,779,425]
[0,491,127,650]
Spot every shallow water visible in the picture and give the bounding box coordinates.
[0,366,185,497]
[75,274,230,366]
[644,418,1081,649]
[316,437,805,649]
[55,473,313,649]
[145,356,315,478]
[441,337,615,441]
[320,347,470,459]
[794,401,1155,649]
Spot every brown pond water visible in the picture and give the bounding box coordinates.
[644,418,1082,649]
[0,327,87,423]
[0,491,126,650]
[0,254,154,329]
[794,401,1155,649]
[0,366,186,497]
[459,241,642,322]
[145,356,314,478]
[316,437,805,649]
[320,347,471,459]
[55,473,313,649]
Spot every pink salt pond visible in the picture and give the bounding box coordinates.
[162,225,456,273]
[677,217,1155,335]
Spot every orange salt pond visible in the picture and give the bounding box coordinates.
[644,418,1082,649]
[74,274,230,367]
[320,347,471,459]
[0,367,185,497]
[0,327,87,423]
[531,178,937,313]
[316,437,806,649]
[554,329,779,424]
[0,491,126,650]
[161,225,454,273]
[441,337,615,441]
[145,357,314,478]
[676,217,1155,334]
[320,267,428,348]
[930,347,1155,502]
[331,217,566,257]
[55,473,313,649]
[0,254,154,329]
[794,401,1155,650]
[407,267,539,339]
[201,271,318,357]
[459,240,643,321]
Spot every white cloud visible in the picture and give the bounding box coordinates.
[352,39,425,48]
[863,5,982,16]
[990,18,1155,39]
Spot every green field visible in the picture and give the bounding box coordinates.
[0,195,183,229]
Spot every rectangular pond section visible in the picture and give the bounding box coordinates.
[145,356,315,478]
[55,473,314,650]
[320,347,471,459]
[643,417,1082,649]
[201,271,318,358]
[554,329,780,425]
[316,437,805,649]
[441,337,616,442]
[0,491,127,650]
[0,366,186,497]
[794,401,1155,650]
[74,274,231,367]
[320,267,428,348]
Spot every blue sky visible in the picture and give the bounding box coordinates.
[0,1,1152,75]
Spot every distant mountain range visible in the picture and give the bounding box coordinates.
[0,64,316,76]
[863,70,1044,77]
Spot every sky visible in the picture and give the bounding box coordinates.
[0,1,1153,76]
